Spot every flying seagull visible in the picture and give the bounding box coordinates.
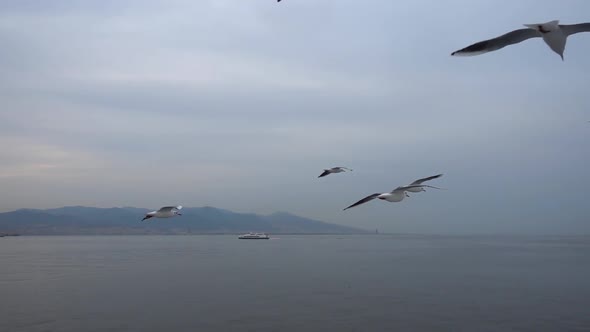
[404,174,444,193]
[142,206,183,221]
[451,20,590,60]
[318,167,353,178]
[343,185,441,211]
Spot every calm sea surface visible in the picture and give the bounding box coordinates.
[1,235,589,332]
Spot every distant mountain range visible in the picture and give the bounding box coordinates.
[0,206,367,235]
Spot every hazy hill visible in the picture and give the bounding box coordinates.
[0,206,366,235]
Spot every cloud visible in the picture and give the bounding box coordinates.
[1,0,589,234]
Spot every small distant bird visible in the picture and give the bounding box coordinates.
[451,20,590,60]
[404,174,444,193]
[318,167,353,178]
[343,184,442,211]
[142,206,183,221]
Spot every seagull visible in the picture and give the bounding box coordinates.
[404,174,444,193]
[142,206,183,221]
[318,167,353,178]
[343,185,441,211]
[451,20,590,60]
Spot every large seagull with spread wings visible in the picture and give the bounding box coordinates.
[452,20,590,60]
[343,175,444,211]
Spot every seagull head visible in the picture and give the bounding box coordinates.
[523,20,559,34]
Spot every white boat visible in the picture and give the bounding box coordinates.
[238,232,270,240]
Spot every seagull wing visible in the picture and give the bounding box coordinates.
[158,206,178,212]
[451,28,541,56]
[394,184,445,193]
[392,185,426,193]
[343,193,381,210]
[420,185,446,190]
[318,170,331,178]
[560,23,590,36]
[410,174,443,185]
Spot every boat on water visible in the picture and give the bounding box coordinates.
[238,232,270,240]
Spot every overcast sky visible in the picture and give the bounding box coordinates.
[1,0,589,234]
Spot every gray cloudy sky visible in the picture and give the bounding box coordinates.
[1,0,589,234]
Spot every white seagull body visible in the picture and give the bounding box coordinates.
[404,174,444,193]
[318,167,352,178]
[343,184,440,211]
[451,20,590,60]
[142,205,183,221]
